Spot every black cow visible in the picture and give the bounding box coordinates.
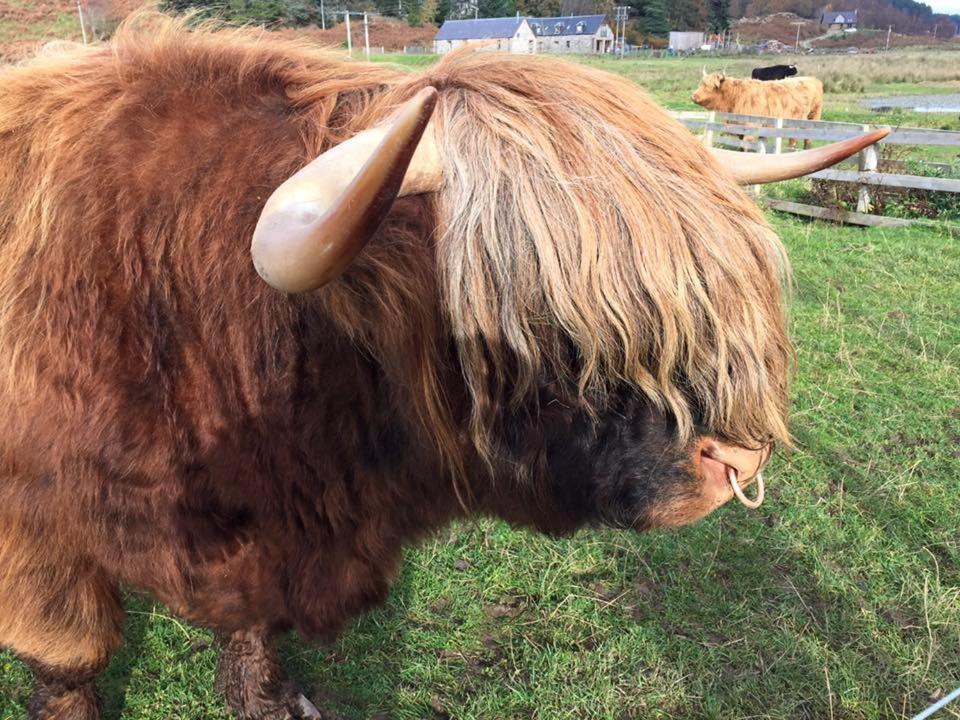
[751,64,798,81]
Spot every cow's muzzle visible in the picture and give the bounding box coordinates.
[698,439,771,509]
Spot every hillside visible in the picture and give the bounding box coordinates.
[733,12,819,44]
[0,0,146,61]
[732,10,957,49]
[2,0,957,62]
[0,2,435,62]
[270,19,438,52]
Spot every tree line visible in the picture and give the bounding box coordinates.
[162,0,956,38]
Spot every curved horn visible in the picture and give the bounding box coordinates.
[712,127,890,185]
[702,65,708,77]
[251,86,442,293]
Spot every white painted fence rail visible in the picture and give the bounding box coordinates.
[671,110,960,222]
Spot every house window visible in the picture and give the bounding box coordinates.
[534,25,541,35]
[554,22,564,34]
[576,22,584,33]
[566,40,570,47]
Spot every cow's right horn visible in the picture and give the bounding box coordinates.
[251,86,442,293]
[712,127,890,185]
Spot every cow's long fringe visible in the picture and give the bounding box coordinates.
[415,52,793,462]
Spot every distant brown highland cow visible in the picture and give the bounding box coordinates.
[693,70,824,121]
[0,15,884,720]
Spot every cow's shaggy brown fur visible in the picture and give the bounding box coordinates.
[0,14,791,717]
[693,72,824,121]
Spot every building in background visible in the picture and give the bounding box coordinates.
[820,10,858,32]
[668,30,705,52]
[527,15,614,54]
[433,17,535,54]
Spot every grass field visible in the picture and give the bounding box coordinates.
[367,49,960,130]
[1,216,958,719]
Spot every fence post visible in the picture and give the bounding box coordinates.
[857,123,878,213]
[751,138,766,197]
[704,111,716,148]
[774,117,783,155]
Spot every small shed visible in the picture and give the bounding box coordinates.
[668,31,705,52]
[527,15,614,54]
[433,17,536,54]
[820,10,858,32]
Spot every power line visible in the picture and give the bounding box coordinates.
[614,6,628,59]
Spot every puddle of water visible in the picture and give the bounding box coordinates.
[863,93,960,114]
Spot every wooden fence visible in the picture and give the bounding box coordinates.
[672,111,960,228]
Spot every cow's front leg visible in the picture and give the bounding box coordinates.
[217,630,323,720]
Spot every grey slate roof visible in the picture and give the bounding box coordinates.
[434,17,525,41]
[527,15,608,36]
[820,10,857,24]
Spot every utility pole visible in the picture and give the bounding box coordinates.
[363,12,370,59]
[614,6,628,59]
[791,20,803,51]
[76,0,88,45]
[885,24,891,50]
[345,11,352,56]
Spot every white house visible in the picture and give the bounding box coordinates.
[820,10,858,32]
[433,17,536,54]
[527,15,614,54]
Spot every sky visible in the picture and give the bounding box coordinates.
[927,0,960,13]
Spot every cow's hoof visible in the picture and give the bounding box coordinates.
[26,661,102,720]
[217,630,328,720]
[27,683,100,720]
[223,688,326,720]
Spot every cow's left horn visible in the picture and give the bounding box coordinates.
[712,127,890,185]
[251,86,442,293]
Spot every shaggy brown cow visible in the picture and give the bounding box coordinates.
[692,70,824,148]
[692,70,823,120]
[0,15,885,720]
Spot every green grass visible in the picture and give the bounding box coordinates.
[1,217,958,719]
[0,12,81,44]
[373,50,960,118]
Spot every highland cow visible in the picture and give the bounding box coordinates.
[693,70,823,121]
[693,70,824,148]
[0,16,886,720]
